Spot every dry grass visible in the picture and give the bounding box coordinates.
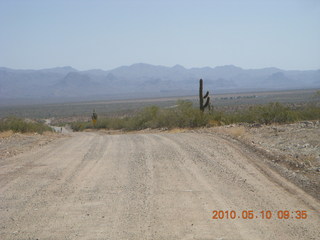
[42,131,56,136]
[0,130,14,138]
[224,126,247,138]
[168,128,187,133]
[208,120,222,127]
[295,154,318,168]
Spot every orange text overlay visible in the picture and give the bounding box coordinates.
[212,210,308,220]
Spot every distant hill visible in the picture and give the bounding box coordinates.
[0,64,319,104]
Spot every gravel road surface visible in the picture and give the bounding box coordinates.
[1,132,319,239]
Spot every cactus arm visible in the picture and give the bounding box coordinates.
[204,91,209,98]
[203,97,210,109]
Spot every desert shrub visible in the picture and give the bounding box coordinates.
[69,100,210,131]
[130,105,160,129]
[0,117,52,134]
[70,122,90,132]
[217,102,300,125]
[251,102,299,124]
[294,104,320,121]
[155,100,208,128]
[119,101,208,130]
[69,101,320,131]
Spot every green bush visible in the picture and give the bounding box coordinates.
[215,102,302,125]
[69,101,320,131]
[296,104,320,120]
[70,122,88,132]
[242,102,298,124]
[0,117,52,134]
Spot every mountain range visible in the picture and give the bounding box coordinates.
[0,63,319,104]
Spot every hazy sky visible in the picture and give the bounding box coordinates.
[0,0,319,70]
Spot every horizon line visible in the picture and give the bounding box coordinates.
[1,63,319,72]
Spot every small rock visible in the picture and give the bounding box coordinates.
[251,123,262,128]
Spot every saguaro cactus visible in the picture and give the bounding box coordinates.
[199,79,210,112]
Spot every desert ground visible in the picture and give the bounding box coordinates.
[1,127,320,240]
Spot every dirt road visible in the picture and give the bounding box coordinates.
[1,132,319,239]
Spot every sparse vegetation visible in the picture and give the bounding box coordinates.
[70,101,320,132]
[0,117,52,134]
[1,89,318,120]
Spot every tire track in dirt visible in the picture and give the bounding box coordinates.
[160,133,320,239]
[0,132,319,240]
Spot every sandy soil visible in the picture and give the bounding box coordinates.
[0,131,319,240]
[205,121,320,201]
[0,131,63,160]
